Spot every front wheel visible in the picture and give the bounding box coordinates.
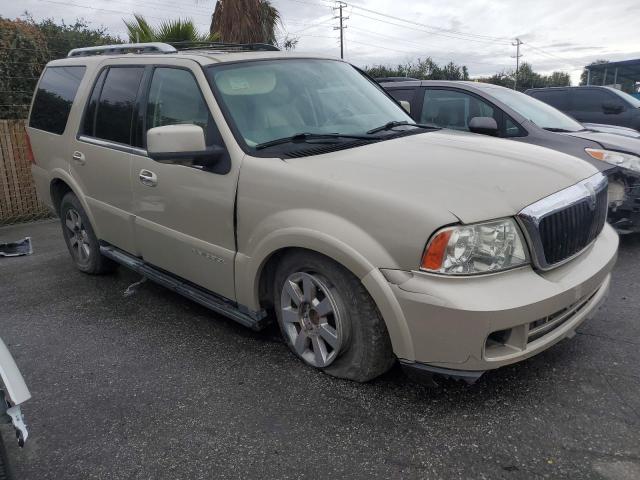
[274,251,395,382]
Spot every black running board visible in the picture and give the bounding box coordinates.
[100,245,268,331]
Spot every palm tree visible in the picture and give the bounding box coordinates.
[209,0,280,45]
[124,14,218,43]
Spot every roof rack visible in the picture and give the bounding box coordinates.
[67,42,177,57]
[170,41,280,52]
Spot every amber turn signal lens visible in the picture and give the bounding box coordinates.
[421,229,452,271]
[585,148,605,161]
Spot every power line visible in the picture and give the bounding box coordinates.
[347,3,512,44]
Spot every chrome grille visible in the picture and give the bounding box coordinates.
[518,173,608,270]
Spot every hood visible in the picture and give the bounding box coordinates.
[287,129,598,223]
[563,130,640,155]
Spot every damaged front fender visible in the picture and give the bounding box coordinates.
[608,169,640,234]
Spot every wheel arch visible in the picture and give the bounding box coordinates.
[48,170,98,229]
[236,228,415,360]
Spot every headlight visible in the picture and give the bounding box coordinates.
[585,148,640,173]
[420,218,529,275]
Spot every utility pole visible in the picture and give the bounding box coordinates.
[511,38,523,90]
[333,1,348,59]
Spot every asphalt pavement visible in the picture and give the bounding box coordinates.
[1,219,639,480]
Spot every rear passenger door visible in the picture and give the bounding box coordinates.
[73,65,145,254]
[130,64,238,301]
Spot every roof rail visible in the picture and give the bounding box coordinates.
[170,41,280,52]
[67,42,177,58]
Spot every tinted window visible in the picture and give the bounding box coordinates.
[572,89,613,112]
[81,68,107,138]
[388,88,416,104]
[93,67,144,145]
[421,89,496,131]
[30,66,86,135]
[529,89,569,110]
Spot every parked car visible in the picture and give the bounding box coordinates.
[380,80,640,233]
[525,86,640,132]
[27,43,618,383]
[0,335,30,470]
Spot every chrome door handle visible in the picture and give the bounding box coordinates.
[71,151,86,165]
[138,169,158,187]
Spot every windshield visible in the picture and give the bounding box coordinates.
[609,88,640,108]
[487,86,585,132]
[206,59,412,149]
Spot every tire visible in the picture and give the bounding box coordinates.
[59,192,117,275]
[273,251,395,382]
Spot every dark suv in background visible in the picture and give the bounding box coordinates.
[526,86,640,132]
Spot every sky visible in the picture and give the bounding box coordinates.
[3,0,640,84]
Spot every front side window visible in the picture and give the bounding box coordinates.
[30,66,86,134]
[147,68,210,131]
[421,89,496,131]
[206,59,412,149]
[85,67,144,145]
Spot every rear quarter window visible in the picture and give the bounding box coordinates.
[29,66,86,135]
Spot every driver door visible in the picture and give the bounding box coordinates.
[131,64,238,300]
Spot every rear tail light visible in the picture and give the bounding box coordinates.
[24,128,35,164]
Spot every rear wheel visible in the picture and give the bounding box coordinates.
[59,192,117,275]
[274,251,395,382]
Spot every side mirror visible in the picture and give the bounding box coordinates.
[399,100,411,114]
[602,102,624,114]
[147,124,224,168]
[468,117,499,136]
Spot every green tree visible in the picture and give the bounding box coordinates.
[210,0,280,45]
[478,62,570,91]
[0,17,48,119]
[363,58,469,81]
[28,16,120,58]
[124,14,217,43]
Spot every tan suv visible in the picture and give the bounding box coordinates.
[27,42,618,383]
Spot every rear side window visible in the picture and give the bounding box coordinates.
[30,66,86,135]
[529,90,569,110]
[83,67,144,145]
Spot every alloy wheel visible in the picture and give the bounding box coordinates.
[280,272,344,368]
[64,208,91,263]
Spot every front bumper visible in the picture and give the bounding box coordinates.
[386,223,618,373]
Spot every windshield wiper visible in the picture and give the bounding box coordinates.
[366,121,438,135]
[543,127,574,133]
[255,132,373,150]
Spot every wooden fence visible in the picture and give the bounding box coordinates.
[0,119,51,226]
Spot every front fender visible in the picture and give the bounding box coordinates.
[0,338,30,406]
[235,211,416,360]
